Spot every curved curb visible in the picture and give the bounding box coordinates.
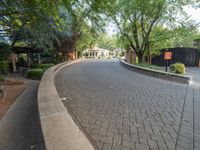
[37,60,94,150]
[121,59,192,84]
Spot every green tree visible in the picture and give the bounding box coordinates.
[0,0,104,60]
[96,34,117,50]
[90,0,198,63]
[75,23,97,57]
[0,0,68,49]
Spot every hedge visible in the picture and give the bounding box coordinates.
[32,63,54,70]
[27,63,54,80]
[41,63,54,70]
[26,69,44,80]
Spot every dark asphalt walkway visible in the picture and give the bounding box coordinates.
[0,80,45,150]
[55,59,200,150]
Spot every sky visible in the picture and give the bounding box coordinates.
[184,6,200,24]
[106,6,200,36]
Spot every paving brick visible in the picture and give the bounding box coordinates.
[156,141,168,150]
[102,143,112,150]
[122,140,131,148]
[55,60,196,150]
[165,141,175,150]
[112,143,122,150]
[135,143,149,150]
[150,134,164,142]
[95,141,103,149]
[148,139,158,150]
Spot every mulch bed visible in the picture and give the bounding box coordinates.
[0,79,26,119]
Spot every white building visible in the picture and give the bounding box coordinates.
[83,48,113,59]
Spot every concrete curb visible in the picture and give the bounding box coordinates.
[37,60,94,150]
[121,59,192,84]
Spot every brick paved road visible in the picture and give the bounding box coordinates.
[186,67,200,87]
[55,59,200,150]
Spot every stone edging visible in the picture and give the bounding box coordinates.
[37,60,94,150]
[121,59,192,84]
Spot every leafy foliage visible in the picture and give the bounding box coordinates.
[135,63,161,71]
[96,34,117,50]
[0,0,102,53]
[0,42,11,60]
[150,25,200,57]
[40,63,54,70]
[170,63,185,74]
[75,23,97,56]
[1,0,199,62]
[90,0,199,62]
[26,68,44,80]
[32,63,54,70]
[0,74,4,83]
[0,60,9,74]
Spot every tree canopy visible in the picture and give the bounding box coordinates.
[0,0,101,51]
[93,0,199,62]
[0,0,199,62]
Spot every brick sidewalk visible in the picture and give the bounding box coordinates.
[176,85,200,150]
[55,60,200,150]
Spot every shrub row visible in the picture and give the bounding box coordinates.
[26,63,54,80]
[32,63,54,70]
[41,63,54,70]
[26,69,44,80]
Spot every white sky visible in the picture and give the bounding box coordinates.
[106,6,200,36]
[184,6,200,24]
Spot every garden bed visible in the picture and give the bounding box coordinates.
[121,59,192,84]
[134,63,162,71]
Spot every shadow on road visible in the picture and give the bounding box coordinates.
[0,80,45,150]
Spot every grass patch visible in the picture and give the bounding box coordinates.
[135,63,162,71]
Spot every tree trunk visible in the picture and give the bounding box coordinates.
[147,48,151,64]
[137,53,145,63]
[129,50,133,64]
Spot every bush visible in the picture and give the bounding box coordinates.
[40,63,54,70]
[0,60,9,74]
[170,63,185,74]
[54,53,65,64]
[32,63,54,70]
[26,69,44,80]
[32,63,42,69]
[0,42,11,60]
[0,74,4,83]
[27,63,54,80]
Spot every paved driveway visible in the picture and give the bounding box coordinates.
[186,67,200,85]
[55,59,200,150]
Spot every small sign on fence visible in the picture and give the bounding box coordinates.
[164,51,172,72]
[164,51,172,60]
